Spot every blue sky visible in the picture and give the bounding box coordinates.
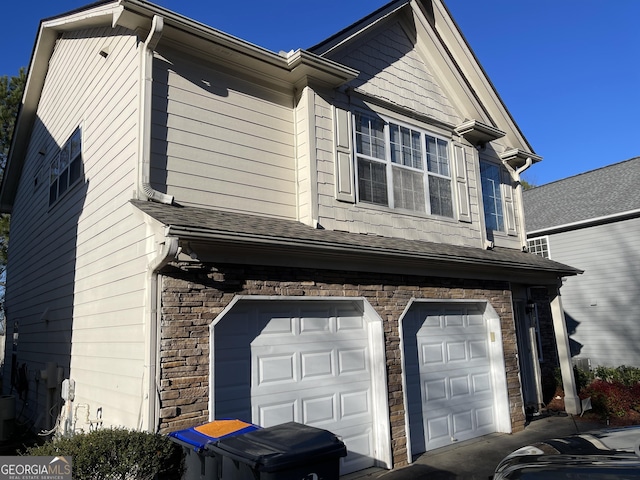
[2,0,638,186]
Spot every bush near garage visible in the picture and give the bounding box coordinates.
[23,428,184,480]
[575,365,640,424]
[593,365,640,386]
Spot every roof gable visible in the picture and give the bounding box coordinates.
[524,157,640,233]
[325,18,462,126]
[311,0,534,152]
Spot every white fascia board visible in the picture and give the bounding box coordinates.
[431,0,535,153]
[118,0,357,88]
[1,3,121,212]
[310,1,410,56]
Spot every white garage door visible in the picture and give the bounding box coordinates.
[213,300,378,474]
[404,304,498,453]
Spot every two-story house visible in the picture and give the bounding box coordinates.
[1,0,581,473]
[525,157,640,371]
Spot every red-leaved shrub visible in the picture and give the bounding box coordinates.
[581,380,637,418]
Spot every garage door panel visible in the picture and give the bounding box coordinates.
[472,372,492,393]
[444,312,464,327]
[337,424,375,473]
[405,304,499,454]
[215,301,378,475]
[256,399,296,427]
[336,312,365,331]
[303,394,337,424]
[422,343,445,365]
[426,414,449,447]
[452,410,474,436]
[301,350,333,378]
[256,353,297,385]
[300,315,331,334]
[338,347,368,374]
[470,339,489,359]
[446,341,467,362]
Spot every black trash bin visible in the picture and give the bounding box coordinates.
[169,419,260,480]
[208,421,347,480]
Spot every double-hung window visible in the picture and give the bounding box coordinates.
[479,161,504,231]
[354,112,453,218]
[50,128,82,205]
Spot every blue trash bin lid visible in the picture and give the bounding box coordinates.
[168,419,260,452]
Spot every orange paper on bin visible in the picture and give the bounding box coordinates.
[194,419,252,438]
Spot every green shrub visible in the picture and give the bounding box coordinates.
[23,428,184,480]
[574,366,595,390]
[554,366,594,391]
[594,365,640,386]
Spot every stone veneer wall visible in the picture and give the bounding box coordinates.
[158,262,525,468]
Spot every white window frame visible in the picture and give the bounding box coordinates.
[49,128,82,206]
[353,111,454,218]
[479,160,505,232]
[527,236,551,258]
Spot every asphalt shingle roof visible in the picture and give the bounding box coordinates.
[131,200,580,276]
[524,157,640,232]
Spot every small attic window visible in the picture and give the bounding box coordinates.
[527,236,550,258]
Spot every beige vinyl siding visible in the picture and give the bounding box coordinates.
[152,47,297,219]
[329,20,462,127]
[4,26,152,430]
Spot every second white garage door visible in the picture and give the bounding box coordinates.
[213,299,386,475]
[403,303,507,455]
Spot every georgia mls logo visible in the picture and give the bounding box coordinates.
[0,456,72,480]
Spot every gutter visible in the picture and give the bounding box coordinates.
[164,225,581,276]
[500,150,536,250]
[144,236,179,432]
[139,14,173,204]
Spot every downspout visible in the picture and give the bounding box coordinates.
[504,157,533,250]
[139,15,174,204]
[144,236,180,432]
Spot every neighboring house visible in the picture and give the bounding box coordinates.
[525,157,640,370]
[1,0,582,473]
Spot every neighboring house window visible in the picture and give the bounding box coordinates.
[354,112,453,218]
[480,161,504,231]
[50,128,82,205]
[527,236,550,258]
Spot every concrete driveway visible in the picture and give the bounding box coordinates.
[345,413,605,479]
